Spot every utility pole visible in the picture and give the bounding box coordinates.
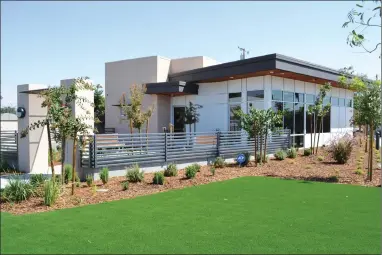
[238,46,249,60]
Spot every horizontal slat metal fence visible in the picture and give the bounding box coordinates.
[219,130,290,157]
[0,130,18,162]
[80,130,290,168]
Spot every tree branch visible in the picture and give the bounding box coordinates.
[361,42,382,53]
[354,21,382,27]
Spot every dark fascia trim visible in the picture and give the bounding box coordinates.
[19,88,48,94]
[146,81,199,95]
[168,53,364,83]
[169,54,277,82]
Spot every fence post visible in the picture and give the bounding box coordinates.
[89,136,94,168]
[164,132,168,163]
[216,131,221,157]
[15,130,18,161]
[93,134,97,168]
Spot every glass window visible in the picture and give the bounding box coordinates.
[323,110,330,133]
[229,92,241,103]
[306,111,315,134]
[294,103,304,134]
[331,97,339,106]
[294,93,304,103]
[283,91,294,102]
[346,99,352,107]
[339,98,345,107]
[229,105,241,131]
[284,103,294,133]
[272,101,283,113]
[323,96,330,106]
[293,136,304,148]
[305,94,315,104]
[248,101,264,111]
[247,90,264,101]
[272,90,283,101]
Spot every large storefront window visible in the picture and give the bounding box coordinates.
[229,92,241,131]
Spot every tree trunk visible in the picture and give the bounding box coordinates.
[263,129,268,163]
[129,120,133,134]
[316,117,322,154]
[254,128,258,167]
[259,132,263,165]
[61,137,66,186]
[71,136,77,195]
[313,114,317,154]
[310,115,313,152]
[46,119,55,181]
[365,125,368,153]
[146,119,149,153]
[368,122,374,181]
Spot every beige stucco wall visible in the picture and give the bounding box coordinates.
[17,84,49,174]
[169,56,218,74]
[105,56,171,133]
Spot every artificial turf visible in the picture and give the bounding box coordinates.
[1,177,380,254]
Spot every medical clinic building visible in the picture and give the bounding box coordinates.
[105,53,354,148]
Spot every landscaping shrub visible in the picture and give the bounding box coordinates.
[126,164,144,183]
[55,175,62,185]
[30,174,46,187]
[121,181,129,191]
[86,174,93,187]
[100,167,109,184]
[191,163,201,172]
[304,148,312,156]
[256,153,268,163]
[287,148,297,159]
[64,164,72,184]
[354,169,364,175]
[213,157,225,168]
[185,165,197,179]
[328,135,354,164]
[43,180,60,206]
[164,163,178,177]
[153,172,165,185]
[210,166,216,176]
[3,176,34,203]
[274,149,287,160]
[317,156,324,161]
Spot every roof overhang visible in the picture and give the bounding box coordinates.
[167,53,363,89]
[146,81,199,95]
[19,88,48,94]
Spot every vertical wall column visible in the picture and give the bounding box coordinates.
[61,79,94,177]
[17,84,49,174]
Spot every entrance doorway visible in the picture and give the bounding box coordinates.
[173,107,185,133]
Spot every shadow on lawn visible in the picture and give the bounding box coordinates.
[266,175,339,184]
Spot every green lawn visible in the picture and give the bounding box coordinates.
[1,177,380,254]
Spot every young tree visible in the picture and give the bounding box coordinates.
[262,108,283,163]
[354,80,381,181]
[342,0,381,56]
[0,105,16,114]
[94,84,105,133]
[21,86,65,181]
[184,102,203,133]
[119,84,154,134]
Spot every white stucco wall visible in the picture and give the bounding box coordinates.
[170,75,354,147]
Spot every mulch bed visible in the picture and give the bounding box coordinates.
[1,140,381,215]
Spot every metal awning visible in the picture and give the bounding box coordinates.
[145,81,199,95]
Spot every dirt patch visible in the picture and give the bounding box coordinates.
[1,141,380,215]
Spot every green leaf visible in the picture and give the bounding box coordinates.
[352,30,357,35]
[358,34,364,40]
[367,17,372,25]
[372,6,381,11]
[356,4,363,7]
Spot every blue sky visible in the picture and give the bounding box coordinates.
[1,1,381,106]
